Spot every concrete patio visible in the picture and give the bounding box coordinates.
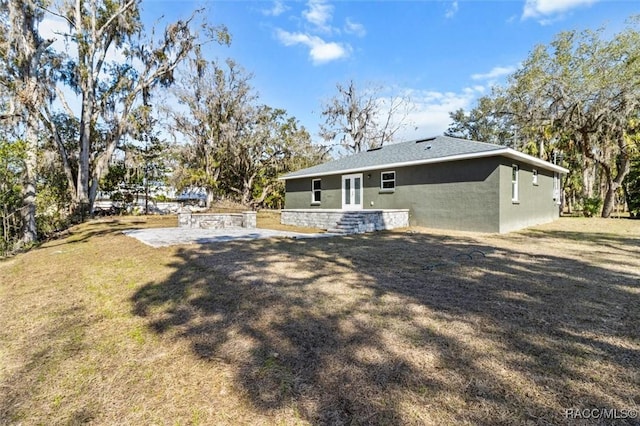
[122,227,333,248]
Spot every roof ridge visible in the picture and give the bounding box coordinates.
[436,134,505,149]
[380,135,505,150]
[280,135,566,180]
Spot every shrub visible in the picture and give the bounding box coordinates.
[582,197,602,217]
[110,191,124,202]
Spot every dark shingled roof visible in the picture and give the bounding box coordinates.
[282,135,536,179]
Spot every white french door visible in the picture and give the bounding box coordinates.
[342,173,363,210]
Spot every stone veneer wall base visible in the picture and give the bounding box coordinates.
[178,211,257,229]
[281,209,409,232]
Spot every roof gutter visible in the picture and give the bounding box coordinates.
[279,147,569,180]
[500,149,569,174]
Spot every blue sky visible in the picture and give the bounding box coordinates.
[44,0,640,145]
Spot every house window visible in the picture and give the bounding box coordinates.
[532,169,538,185]
[381,171,396,191]
[511,165,519,203]
[311,179,321,204]
[553,173,561,204]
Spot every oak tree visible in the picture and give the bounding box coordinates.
[320,80,411,153]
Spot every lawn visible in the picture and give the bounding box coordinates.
[1,216,639,425]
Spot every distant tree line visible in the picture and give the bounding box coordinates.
[166,56,325,209]
[2,1,638,255]
[0,0,324,253]
[446,18,640,218]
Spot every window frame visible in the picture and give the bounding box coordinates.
[380,170,396,192]
[511,165,519,203]
[553,172,561,205]
[311,178,321,204]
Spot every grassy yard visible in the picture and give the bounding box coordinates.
[1,216,639,425]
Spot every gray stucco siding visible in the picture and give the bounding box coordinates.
[498,161,559,233]
[362,158,501,232]
[282,136,567,233]
[285,157,504,232]
[285,174,342,209]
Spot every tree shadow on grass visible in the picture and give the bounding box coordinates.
[40,219,151,249]
[131,231,640,424]
[521,228,640,256]
[0,306,93,425]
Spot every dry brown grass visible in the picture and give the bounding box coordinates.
[1,216,639,425]
[257,210,323,234]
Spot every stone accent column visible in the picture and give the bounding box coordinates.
[178,208,193,228]
[242,211,257,228]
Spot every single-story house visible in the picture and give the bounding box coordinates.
[279,135,569,233]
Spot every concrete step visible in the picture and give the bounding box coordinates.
[337,219,363,224]
[330,213,368,234]
[328,226,366,234]
[326,228,351,234]
[337,221,359,225]
[336,222,359,228]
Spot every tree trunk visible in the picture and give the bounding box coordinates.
[41,111,78,206]
[622,180,632,216]
[242,186,251,207]
[539,139,544,159]
[252,182,275,208]
[601,182,618,218]
[74,0,96,215]
[88,137,121,214]
[600,134,632,218]
[21,114,39,244]
[582,158,595,199]
[242,174,255,207]
[77,95,93,209]
[8,0,53,244]
[601,159,631,218]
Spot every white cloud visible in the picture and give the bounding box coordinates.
[471,66,516,81]
[398,87,484,140]
[275,1,363,65]
[262,0,289,17]
[344,18,366,37]
[303,0,334,33]
[396,74,517,140]
[276,29,351,65]
[445,1,459,19]
[522,0,598,20]
[39,17,72,55]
